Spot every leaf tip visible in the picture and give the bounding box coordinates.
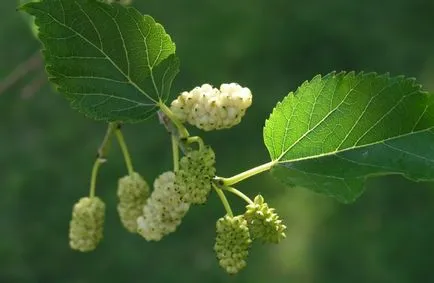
[17,0,39,14]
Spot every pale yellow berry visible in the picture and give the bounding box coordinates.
[69,197,105,252]
[137,171,190,241]
[117,172,150,233]
[170,83,253,131]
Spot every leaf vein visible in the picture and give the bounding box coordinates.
[56,75,129,84]
[382,141,434,164]
[337,79,391,150]
[67,92,154,106]
[96,5,130,76]
[74,1,102,49]
[412,103,429,131]
[354,89,419,146]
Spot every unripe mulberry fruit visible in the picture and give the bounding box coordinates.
[176,146,216,204]
[137,171,190,241]
[214,215,252,274]
[69,197,105,252]
[244,195,286,244]
[170,83,252,131]
[117,172,150,233]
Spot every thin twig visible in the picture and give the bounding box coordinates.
[158,110,188,153]
[20,70,47,99]
[0,51,42,96]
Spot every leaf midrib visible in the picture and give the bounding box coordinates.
[280,130,434,186]
[132,13,161,100]
[277,126,434,166]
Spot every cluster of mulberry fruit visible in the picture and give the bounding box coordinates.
[213,196,287,274]
[69,146,217,248]
[67,79,286,275]
[68,147,286,274]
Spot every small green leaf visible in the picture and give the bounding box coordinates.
[21,0,179,122]
[264,72,434,203]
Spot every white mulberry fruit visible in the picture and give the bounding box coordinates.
[69,197,105,252]
[117,172,150,233]
[137,171,190,241]
[170,83,252,131]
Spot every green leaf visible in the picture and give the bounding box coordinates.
[264,72,434,203]
[21,0,179,122]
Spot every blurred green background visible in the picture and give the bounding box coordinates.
[2,0,434,282]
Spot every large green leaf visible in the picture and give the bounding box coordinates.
[21,0,179,122]
[264,72,434,203]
